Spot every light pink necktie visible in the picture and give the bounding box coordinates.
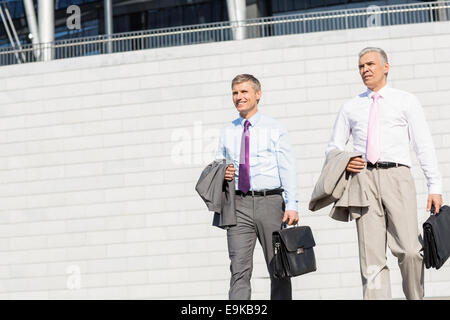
[366,93,382,164]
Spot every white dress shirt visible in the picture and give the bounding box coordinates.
[326,85,442,195]
[216,111,299,211]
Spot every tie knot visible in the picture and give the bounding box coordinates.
[244,120,251,130]
[371,93,381,102]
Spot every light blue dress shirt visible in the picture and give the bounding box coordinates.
[215,112,299,212]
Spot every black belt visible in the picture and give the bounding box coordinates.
[236,188,284,197]
[367,162,409,169]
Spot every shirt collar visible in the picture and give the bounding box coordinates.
[239,111,261,127]
[366,83,389,99]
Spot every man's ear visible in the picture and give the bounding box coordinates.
[384,62,390,77]
[256,90,262,103]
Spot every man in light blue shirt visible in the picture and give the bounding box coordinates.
[216,74,299,300]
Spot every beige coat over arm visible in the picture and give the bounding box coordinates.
[309,149,370,222]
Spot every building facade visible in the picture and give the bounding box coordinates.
[0,16,449,299]
[1,0,434,47]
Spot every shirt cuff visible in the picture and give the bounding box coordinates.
[428,184,442,195]
[285,200,298,212]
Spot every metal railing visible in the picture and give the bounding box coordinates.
[1,0,449,66]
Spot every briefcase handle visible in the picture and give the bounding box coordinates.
[280,222,299,230]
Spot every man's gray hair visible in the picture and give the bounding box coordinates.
[231,74,261,91]
[359,47,389,64]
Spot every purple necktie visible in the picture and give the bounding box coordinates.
[238,120,251,193]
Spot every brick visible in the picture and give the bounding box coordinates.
[262,61,305,77]
[435,48,450,62]
[125,227,167,243]
[86,286,129,299]
[106,242,147,258]
[107,271,148,286]
[319,286,362,299]
[78,272,108,289]
[425,281,450,298]
[9,291,50,299]
[414,62,450,79]
[390,49,435,66]
[305,57,348,73]
[5,74,44,91]
[86,258,128,274]
[241,49,284,65]
[392,78,437,94]
[148,268,190,284]
[86,230,126,245]
[127,284,170,299]
[282,46,305,62]
[340,272,362,287]
[293,272,341,290]
[66,246,107,260]
[168,281,211,297]
[9,236,48,250]
[317,257,361,273]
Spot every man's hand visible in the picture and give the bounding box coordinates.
[282,210,299,226]
[427,194,443,214]
[346,156,366,173]
[224,164,236,181]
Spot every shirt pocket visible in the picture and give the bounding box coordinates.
[253,136,275,157]
[253,143,277,171]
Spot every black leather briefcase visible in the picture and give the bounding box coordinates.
[271,224,317,279]
[423,205,450,269]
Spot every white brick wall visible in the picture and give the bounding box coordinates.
[0,21,449,299]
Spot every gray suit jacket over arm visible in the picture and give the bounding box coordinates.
[196,159,236,229]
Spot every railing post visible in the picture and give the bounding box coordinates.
[387,7,391,26]
[180,28,184,46]
[303,14,306,33]
[429,3,434,22]
[345,10,348,29]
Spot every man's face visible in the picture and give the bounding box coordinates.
[358,51,389,90]
[232,81,261,116]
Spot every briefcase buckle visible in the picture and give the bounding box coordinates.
[297,248,304,254]
[274,243,281,255]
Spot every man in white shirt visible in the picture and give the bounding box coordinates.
[326,47,443,299]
